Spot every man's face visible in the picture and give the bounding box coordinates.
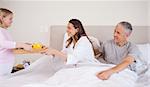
[114,24,127,43]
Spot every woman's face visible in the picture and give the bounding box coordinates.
[67,23,78,37]
[1,14,13,28]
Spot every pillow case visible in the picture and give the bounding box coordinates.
[88,36,103,59]
[136,43,150,75]
[137,43,150,64]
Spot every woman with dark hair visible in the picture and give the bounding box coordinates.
[41,19,99,64]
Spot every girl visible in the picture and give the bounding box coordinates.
[0,8,32,77]
[42,19,99,65]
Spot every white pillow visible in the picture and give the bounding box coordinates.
[137,43,150,64]
[148,44,150,64]
[88,36,100,47]
[88,36,102,59]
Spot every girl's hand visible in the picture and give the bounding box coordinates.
[22,43,32,51]
[16,42,32,51]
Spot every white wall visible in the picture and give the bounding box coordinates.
[148,1,150,42]
[0,1,149,64]
[0,1,148,44]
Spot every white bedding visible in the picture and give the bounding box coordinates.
[0,56,64,87]
[22,65,137,87]
[0,56,149,87]
[135,65,150,87]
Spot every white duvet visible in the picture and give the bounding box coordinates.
[0,56,148,87]
[23,65,137,87]
[22,57,137,87]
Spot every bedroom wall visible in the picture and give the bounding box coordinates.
[148,1,150,43]
[0,1,148,44]
[0,0,149,64]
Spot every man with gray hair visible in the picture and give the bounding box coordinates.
[97,21,147,80]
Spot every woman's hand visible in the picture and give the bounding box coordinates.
[40,48,67,60]
[40,48,56,56]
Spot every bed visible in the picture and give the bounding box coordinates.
[0,25,149,87]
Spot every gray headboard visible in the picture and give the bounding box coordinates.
[49,25,149,50]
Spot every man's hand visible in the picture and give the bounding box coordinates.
[96,69,114,80]
[96,56,134,80]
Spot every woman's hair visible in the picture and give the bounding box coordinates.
[0,8,13,26]
[66,19,96,56]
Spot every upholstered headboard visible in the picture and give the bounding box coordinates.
[49,25,149,50]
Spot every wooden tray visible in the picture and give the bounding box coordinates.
[13,46,48,54]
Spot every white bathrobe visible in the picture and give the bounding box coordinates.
[62,33,99,65]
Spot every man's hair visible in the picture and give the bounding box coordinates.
[119,21,133,37]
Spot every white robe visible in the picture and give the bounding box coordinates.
[62,33,99,64]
